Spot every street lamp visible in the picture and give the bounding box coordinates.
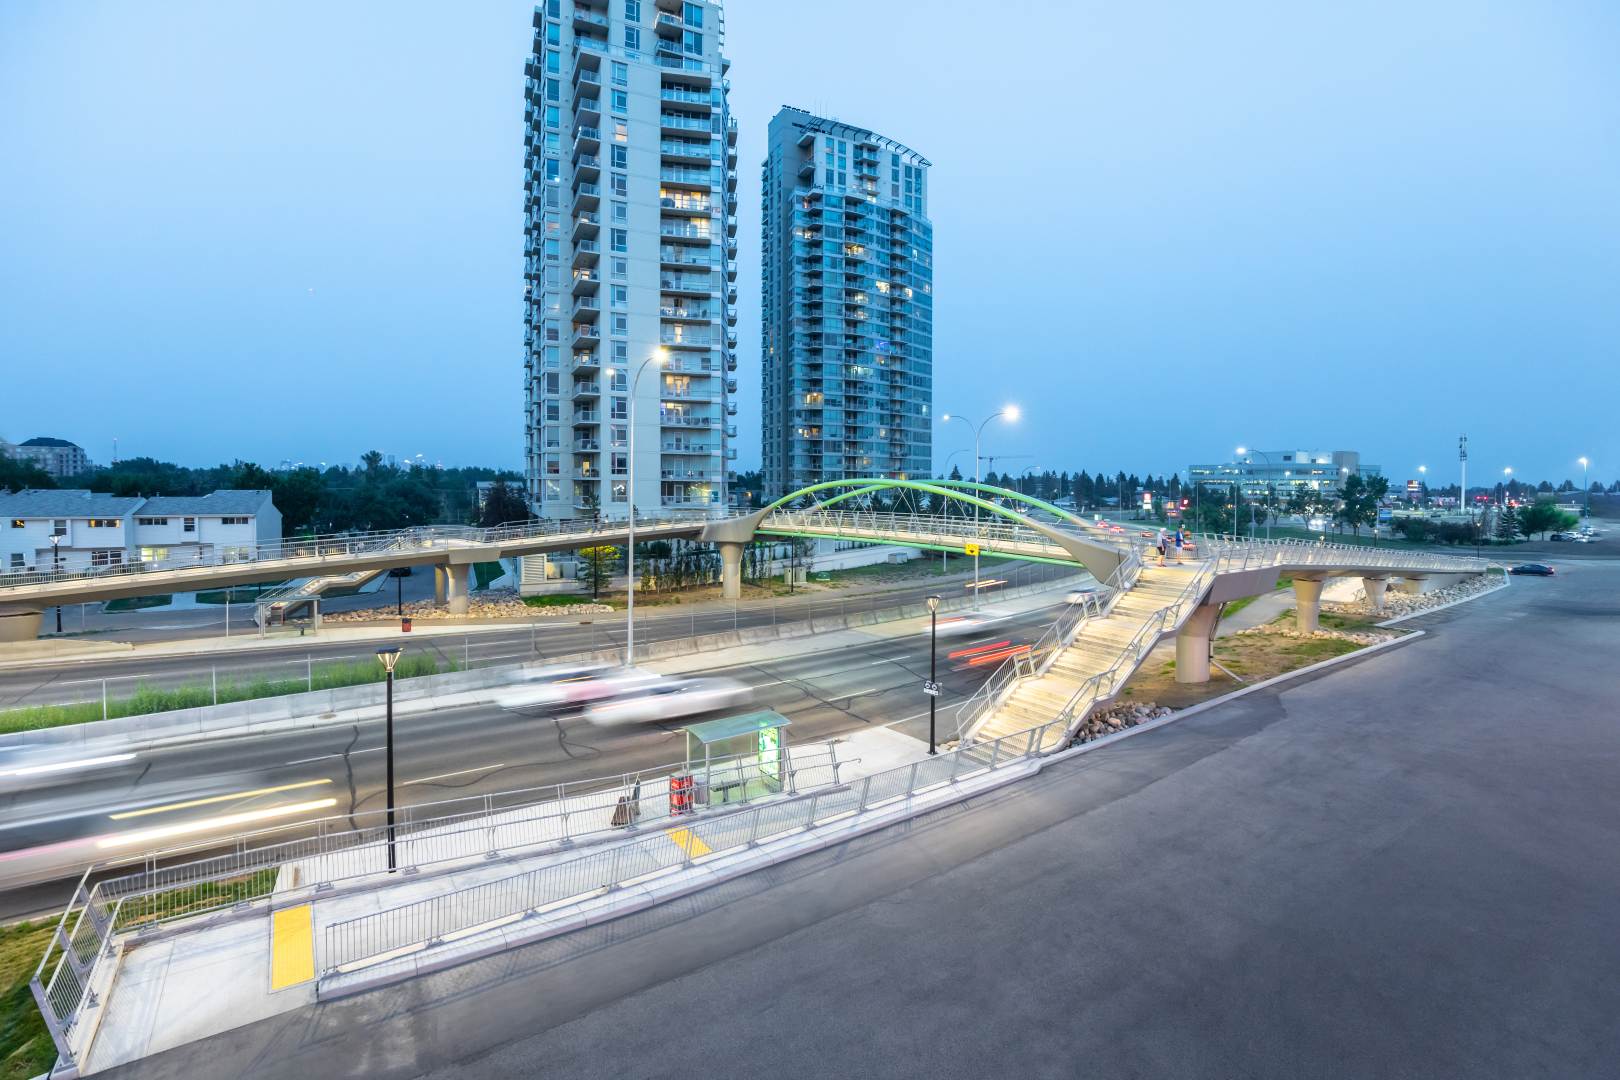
[611,348,667,667]
[1579,457,1590,518]
[1417,464,1427,509]
[1502,466,1512,508]
[47,534,63,633]
[926,595,941,755]
[1235,447,1273,539]
[375,646,402,872]
[941,405,1019,607]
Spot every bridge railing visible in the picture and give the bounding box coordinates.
[1193,533,1491,574]
[0,510,741,596]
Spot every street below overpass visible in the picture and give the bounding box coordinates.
[0,568,1068,711]
[0,603,1061,921]
[94,560,1620,1080]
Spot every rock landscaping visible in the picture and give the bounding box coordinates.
[1234,622,1396,645]
[1075,701,1172,744]
[324,590,612,622]
[1323,572,1501,619]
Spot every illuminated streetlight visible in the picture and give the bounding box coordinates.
[608,348,667,665]
[940,406,1019,607]
[375,646,403,872]
[1579,456,1590,518]
[925,595,941,756]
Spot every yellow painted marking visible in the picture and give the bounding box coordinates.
[668,828,711,858]
[270,905,315,990]
[109,779,332,819]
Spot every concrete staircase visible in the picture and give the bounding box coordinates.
[967,564,1208,747]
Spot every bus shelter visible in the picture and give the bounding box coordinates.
[678,710,792,809]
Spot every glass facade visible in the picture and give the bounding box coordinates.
[760,108,933,499]
[523,0,738,518]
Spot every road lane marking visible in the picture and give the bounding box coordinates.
[283,746,384,765]
[96,798,339,849]
[403,764,506,786]
[270,905,315,990]
[109,779,333,820]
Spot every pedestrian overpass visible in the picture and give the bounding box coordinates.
[0,480,1489,660]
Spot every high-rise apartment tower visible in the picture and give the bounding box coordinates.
[524,0,738,519]
[760,107,932,498]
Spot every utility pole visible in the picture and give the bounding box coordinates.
[1459,434,1469,526]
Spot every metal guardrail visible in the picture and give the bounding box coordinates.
[28,743,845,1064]
[1191,532,1492,574]
[321,713,1072,978]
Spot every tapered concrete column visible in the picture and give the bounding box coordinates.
[444,564,470,615]
[1362,576,1390,611]
[1292,577,1325,634]
[718,541,744,601]
[0,607,43,643]
[433,565,448,606]
[1174,602,1223,684]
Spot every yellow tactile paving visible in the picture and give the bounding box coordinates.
[667,828,711,858]
[270,905,314,989]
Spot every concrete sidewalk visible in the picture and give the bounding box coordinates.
[79,724,932,1075]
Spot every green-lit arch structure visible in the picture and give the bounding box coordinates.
[724,478,1127,582]
[801,479,1089,529]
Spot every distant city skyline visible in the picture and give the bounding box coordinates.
[3,1,1617,483]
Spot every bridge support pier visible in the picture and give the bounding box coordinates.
[444,564,470,615]
[718,541,744,601]
[0,607,43,643]
[1292,576,1326,634]
[1396,573,1465,595]
[1174,602,1223,684]
[433,566,448,606]
[1361,576,1390,611]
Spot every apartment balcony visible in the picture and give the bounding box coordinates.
[659,195,712,215]
[725,446,739,461]
[660,139,714,165]
[661,441,716,454]
[574,96,601,127]
[724,400,738,417]
[572,8,608,33]
[572,65,601,90]
[724,423,738,438]
[659,272,714,295]
[659,221,712,244]
[726,331,738,350]
[660,469,721,484]
[574,125,601,155]
[797,160,815,181]
[654,11,683,37]
[659,87,712,109]
[725,117,738,146]
[660,413,714,429]
[725,377,738,394]
[573,410,601,425]
[573,210,600,240]
[572,295,600,320]
[664,354,715,374]
[661,330,713,349]
[660,165,715,189]
[573,382,602,398]
[660,246,713,269]
[655,0,682,10]
[573,439,602,452]
[573,352,601,370]
[660,112,711,136]
[571,182,600,213]
[724,352,737,373]
[571,323,601,347]
[571,239,600,267]
[659,304,712,321]
[575,153,601,182]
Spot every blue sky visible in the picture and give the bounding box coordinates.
[2,0,1617,488]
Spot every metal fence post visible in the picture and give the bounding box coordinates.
[306,657,313,692]
[102,680,108,721]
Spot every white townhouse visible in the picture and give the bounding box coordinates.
[0,489,280,574]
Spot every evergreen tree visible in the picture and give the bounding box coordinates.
[1494,505,1519,543]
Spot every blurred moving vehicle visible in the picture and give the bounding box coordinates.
[1064,588,1103,606]
[1509,563,1555,576]
[583,677,754,725]
[934,610,1014,639]
[493,664,662,712]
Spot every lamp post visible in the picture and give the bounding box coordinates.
[1502,466,1512,508]
[926,595,940,755]
[614,348,667,667]
[941,406,1019,608]
[48,535,62,633]
[1579,457,1590,518]
[1417,465,1427,509]
[375,646,402,872]
[1235,447,1273,539]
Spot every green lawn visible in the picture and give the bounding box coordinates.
[523,593,603,608]
[0,654,451,736]
[0,920,56,1080]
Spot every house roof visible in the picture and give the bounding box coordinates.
[0,489,143,517]
[138,490,274,516]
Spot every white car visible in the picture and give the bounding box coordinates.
[493,664,662,712]
[582,677,755,725]
[934,611,1014,639]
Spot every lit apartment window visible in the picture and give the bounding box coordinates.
[86,518,120,528]
[7,519,21,529]
[613,121,628,143]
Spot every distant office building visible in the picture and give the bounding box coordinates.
[1,489,280,573]
[12,437,91,480]
[522,0,739,520]
[759,107,933,498]
[1187,450,1378,500]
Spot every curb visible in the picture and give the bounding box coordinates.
[1374,571,1510,627]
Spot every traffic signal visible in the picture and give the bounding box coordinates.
[1179,498,1189,509]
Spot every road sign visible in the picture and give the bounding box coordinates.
[963,543,980,557]
[922,680,941,697]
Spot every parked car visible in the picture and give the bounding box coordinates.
[1550,532,1572,542]
[1509,563,1555,576]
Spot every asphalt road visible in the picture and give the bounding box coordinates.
[0,604,1060,919]
[0,568,1071,710]
[97,559,1620,1080]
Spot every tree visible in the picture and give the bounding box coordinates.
[1494,505,1519,543]
[479,480,530,527]
[578,545,620,599]
[1516,498,1577,540]
[270,468,324,535]
[0,449,55,493]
